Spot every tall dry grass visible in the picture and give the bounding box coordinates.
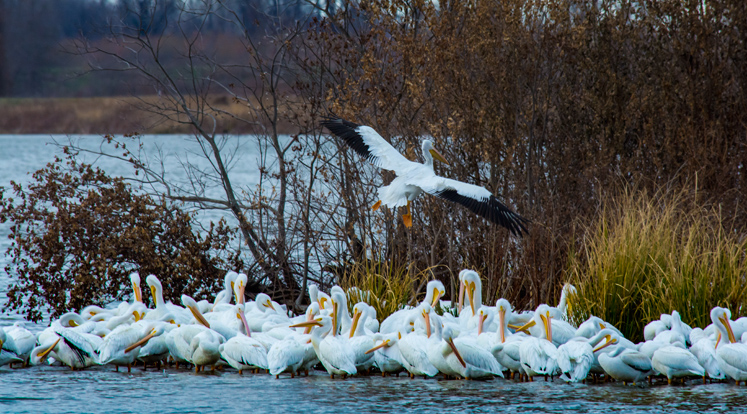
[568,185,747,342]
[337,259,446,321]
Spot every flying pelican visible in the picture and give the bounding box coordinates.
[322,117,529,235]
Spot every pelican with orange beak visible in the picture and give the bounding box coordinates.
[291,314,357,378]
[711,307,747,384]
[322,117,528,234]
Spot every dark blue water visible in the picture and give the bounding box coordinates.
[1,365,745,413]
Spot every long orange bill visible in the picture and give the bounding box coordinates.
[429,148,449,165]
[38,338,61,361]
[289,320,323,329]
[431,288,443,308]
[447,338,466,368]
[424,311,431,339]
[499,308,506,343]
[592,337,616,353]
[477,312,486,335]
[365,340,390,355]
[238,308,252,337]
[720,314,737,344]
[133,283,142,303]
[350,310,362,338]
[514,319,536,333]
[188,305,211,329]
[125,329,157,353]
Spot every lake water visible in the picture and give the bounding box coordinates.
[1,135,745,413]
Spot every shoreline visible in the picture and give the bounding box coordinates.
[0,96,297,135]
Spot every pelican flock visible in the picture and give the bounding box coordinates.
[3,270,747,389]
[0,120,743,389]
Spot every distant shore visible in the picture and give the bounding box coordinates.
[0,96,296,135]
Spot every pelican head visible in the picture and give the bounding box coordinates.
[711,306,736,345]
[233,273,247,305]
[495,298,513,343]
[461,270,481,316]
[255,293,276,312]
[182,294,210,328]
[536,304,553,342]
[145,274,163,307]
[425,280,446,308]
[421,139,449,166]
[130,273,143,304]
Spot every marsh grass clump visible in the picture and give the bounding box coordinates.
[569,185,747,343]
[338,259,441,321]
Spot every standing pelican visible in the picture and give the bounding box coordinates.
[596,345,654,385]
[220,305,269,374]
[711,307,747,384]
[98,322,163,372]
[322,117,528,235]
[651,343,704,384]
[293,315,357,378]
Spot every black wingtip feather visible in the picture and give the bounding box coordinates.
[434,189,530,237]
[321,117,380,165]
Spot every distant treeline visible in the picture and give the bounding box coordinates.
[0,0,318,97]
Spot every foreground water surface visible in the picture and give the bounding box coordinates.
[2,365,746,413]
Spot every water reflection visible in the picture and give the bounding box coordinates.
[1,366,744,413]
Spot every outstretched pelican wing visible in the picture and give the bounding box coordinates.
[414,176,529,236]
[322,117,412,171]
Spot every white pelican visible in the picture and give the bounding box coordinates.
[98,322,163,372]
[322,117,529,234]
[556,283,577,321]
[644,314,672,341]
[651,343,704,384]
[596,345,654,385]
[0,329,23,367]
[36,321,103,370]
[575,316,623,339]
[137,321,176,369]
[294,315,357,378]
[653,310,688,345]
[347,302,375,372]
[219,305,269,374]
[688,327,724,381]
[266,335,306,378]
[144,275,190,324]
[556,337,594,382]
[190,330,225,372]
[441,326,503,379]
[518,305,559,380]
[458,270,483,325]
[1,323,35,367]
[487,299,526,378]
[366,333,406,376]
[130,272,144,319]
[515,304,574,346]
[398,304,439,378]
[711,307,747,384]
[165,324,211,368]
